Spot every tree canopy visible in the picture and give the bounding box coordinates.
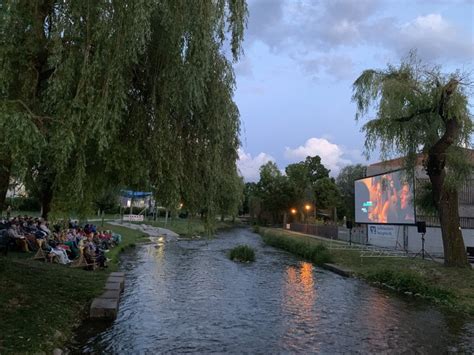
[336,164,366,220]
[0,0,247,226]
[249,156,339,224]
[352,53,473,267]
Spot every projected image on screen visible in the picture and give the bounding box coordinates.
[354,170,415,224]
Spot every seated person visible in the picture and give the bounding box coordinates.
[7,223,29,252]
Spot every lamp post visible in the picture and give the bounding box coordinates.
[304,204,311,233]
[289,208,297,228]
[304,204,311,222]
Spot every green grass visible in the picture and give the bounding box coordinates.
[229,245,256,262]
[260,229,332,266]
[257,227,474,315]
[136,217,240,236]
[0,224,145,353]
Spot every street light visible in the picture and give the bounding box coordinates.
[290,208,297,215]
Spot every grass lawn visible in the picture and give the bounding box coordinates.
[258,227,474,315]
[0,224,146,353]
[136,217,241,236]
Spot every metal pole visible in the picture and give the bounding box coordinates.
[349,228,352,246]
[422,233,425,259]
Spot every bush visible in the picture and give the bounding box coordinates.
[366,269,455,303]
[261,232,332,266]
[9,196,41,212]
[229,245,255,263]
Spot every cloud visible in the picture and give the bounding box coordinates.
[284,137,354,175]
[392,14,474,62]
[244,1,473,80]
[237,148,275,182]
[234,56,254,78]
[301,54,355,81]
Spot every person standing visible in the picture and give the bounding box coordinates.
[6,205,11,219]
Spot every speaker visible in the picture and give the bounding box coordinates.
[346,220,353,229]
[417,221,426,234]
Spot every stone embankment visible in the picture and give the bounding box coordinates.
[90,272,125,319]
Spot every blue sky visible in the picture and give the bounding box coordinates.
[235,0,474,181]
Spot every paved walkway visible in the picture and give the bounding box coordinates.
[108,221,179,241]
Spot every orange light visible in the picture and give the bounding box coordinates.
[305,204,311,211]
[290,208,297,214]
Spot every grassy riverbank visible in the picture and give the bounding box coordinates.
[137,217,242,237]
[258,227,474,315]
[0,225,146,353]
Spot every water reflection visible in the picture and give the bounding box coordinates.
[78,228,474,354]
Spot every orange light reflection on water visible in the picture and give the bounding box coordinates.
[281,261,320,349]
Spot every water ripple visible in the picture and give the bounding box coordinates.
[80,228,474,354]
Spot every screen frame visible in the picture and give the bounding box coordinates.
[353,168,417,226]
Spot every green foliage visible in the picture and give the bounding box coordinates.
[229,245,255,262]
[366,269,455,304]
[0,1,248,220]
[352,52,472,182]
[313,177,340,210]
[8,196,40,212]
[261,231,332,266]
[251,156,340,224]
[336,164,366,219]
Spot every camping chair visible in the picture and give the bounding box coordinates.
[32,239,47,261]
[70,246,97,270]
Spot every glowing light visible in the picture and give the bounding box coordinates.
[305,204,311,211]
[290,208,297,214]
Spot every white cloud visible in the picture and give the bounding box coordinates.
[237,148,275,182]
[301,54,355,81]
[284,137,353,175]
[234,56,254,78]
[244,1,473,80]
[392,13,474,61]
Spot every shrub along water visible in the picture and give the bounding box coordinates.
[229,245,255,262]
[366,270,455,304]
[260,229,332,266]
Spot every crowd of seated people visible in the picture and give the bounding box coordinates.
[0,216,122,269]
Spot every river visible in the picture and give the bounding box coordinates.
[78,228,474,353]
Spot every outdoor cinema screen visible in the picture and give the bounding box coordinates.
[354,170,415,225]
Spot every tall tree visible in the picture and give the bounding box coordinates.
[256,162,292,224]
[352,53,472,267]
[0,1,247,220]
[336,164,366,220]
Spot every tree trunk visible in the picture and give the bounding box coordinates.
[40,181,53,220]
[438,187,468,267]
[0,153,12,213]
[428,147,469,267]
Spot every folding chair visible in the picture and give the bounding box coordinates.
[32,239,47,261]
[70,246,97,270]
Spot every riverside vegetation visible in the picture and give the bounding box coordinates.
[0,224,147,353]
[257,227,474,315]
[229,245,255,262]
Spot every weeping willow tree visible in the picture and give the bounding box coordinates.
[352,53,473,267]
[0,0,247,224]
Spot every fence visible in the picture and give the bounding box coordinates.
[289,223,338,239]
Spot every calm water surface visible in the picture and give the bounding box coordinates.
[80,228,474,354]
